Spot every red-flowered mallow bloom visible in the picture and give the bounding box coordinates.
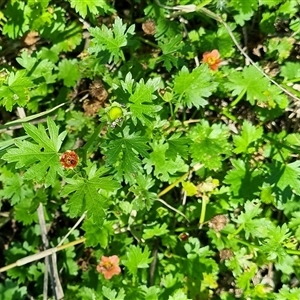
[60,150,79,169]
[97,255,121,279]
[202,49,221,71]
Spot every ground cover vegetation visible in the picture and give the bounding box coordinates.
[1,0,300,299]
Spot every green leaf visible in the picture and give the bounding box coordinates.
[224,159,263,201]
[16,51,56,84]
[50,21,82,53]
[103,126,149,183]
[234,201,272,239]
[83,219,112,248]
[230,0,258,26]
[267,161,300,195]
[140,286,161,300]
[69,0,112,18]
[2,1,30,39]
[268,37,294,63]
[233,120,263,154]
[0,279,27,300]
[259,0,282,7]
[57,59,81,87]
[89,17,135,63]
[168,290,191,300]
[142,223,169,240]
[166,133,190,160]
[182,181,198,197]
[0,71,33,111]
[102,287,126,300]
[275,286,300,300]
[236,265,257,292]
[280,62,300,81]
[174,64,218,108]
[224,66,270,105]
[62,165,120,225]
[189,120,231,170]
[129,175,157,211]
[2,118,67,186]
[289,212,300,239]
[128,77,162,126]
[260,224,291,262]
[157,35,183,71]
[144,139,188,181]
[123,245,152,276]
[0,167,33,205]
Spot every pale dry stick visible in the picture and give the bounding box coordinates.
[0,238,86,273]
[57,211,87,247]
[37,204,64,300]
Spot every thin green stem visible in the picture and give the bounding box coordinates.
[137,36,160,49]
[199,196,208,228]
[208,104,238,123]
[286,249,300,255]
[229,224,244,238]
[169,102,175,120]
[228,88,246,109]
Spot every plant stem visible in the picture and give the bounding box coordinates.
[199,196,208,228]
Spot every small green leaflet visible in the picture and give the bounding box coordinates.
[267,160,300,195]
[0,70,33,111]
[57,59,81,87]
[224,66,270,105]
[189,120,231,170]
[89,17,135,63]
[144,139,188,181]
[102,287,126,300]
[2,117,67,187]
[157,34,183,71]
[122,245,153,276]
[174,64,218,108]
[69,0,112,18]
[233,120,263,154]
[129,77,162,126]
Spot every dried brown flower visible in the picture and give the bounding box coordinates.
[208,214,228,232]
[89,80,108,103]
[60,150,79,169]
[219,248,233,261]
[142,20,156,36]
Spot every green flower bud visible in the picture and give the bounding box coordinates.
[108,106,123,121]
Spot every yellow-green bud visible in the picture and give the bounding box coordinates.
[108,106,123,121]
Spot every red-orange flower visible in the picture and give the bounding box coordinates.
[60,150,79,169]
[202,49,221,71]
[96,255,121,279]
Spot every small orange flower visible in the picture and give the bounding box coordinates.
[60,150,79,169]
[96,255,121,279]
[202,49,221,71]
